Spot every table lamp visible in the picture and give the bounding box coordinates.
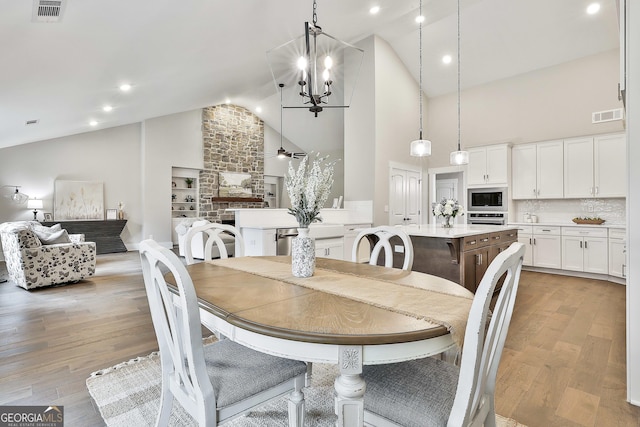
[27,199,43,221]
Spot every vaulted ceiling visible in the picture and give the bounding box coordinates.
[0,0,620,151]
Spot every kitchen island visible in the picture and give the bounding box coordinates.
[393,224,519,293]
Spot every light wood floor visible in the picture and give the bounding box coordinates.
[1,252,639,427]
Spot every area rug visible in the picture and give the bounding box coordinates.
[87,346,526,427]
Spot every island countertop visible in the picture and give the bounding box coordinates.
[396,224,518,239]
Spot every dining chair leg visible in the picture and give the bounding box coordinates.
[288,375,306,427]
[305,362,313,386]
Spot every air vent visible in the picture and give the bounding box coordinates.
[25,119,39,126]
[32,0,66,23]
[592,108,624,124]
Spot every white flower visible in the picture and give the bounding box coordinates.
[432,198,465,218]
[285,153,336,228]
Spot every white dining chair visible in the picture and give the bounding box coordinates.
[184,223,245,265]
[352,226,414,271]
[139,239,306,427]
[361,242,525,427]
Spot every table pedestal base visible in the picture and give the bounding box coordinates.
[334,346,365,426]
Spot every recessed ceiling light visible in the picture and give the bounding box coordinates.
[89,120,98,126]
[587,3,600,15]
[369,6,380,15]
[255,106,262,113]
[119,83,132,92]
[103,105,113,112]
[225,98,231,104]
[415,15,425,24]
[442,55,452,64]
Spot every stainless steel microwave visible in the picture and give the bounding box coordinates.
[467,187,508,211]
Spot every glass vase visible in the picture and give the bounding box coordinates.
[442,215,453,228]
[292,227,315,277]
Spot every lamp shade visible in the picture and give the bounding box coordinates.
[450,150,470,165]
[410,139,432,157]
[27,199,43,209]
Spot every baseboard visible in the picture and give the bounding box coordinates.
[522,266,626,285]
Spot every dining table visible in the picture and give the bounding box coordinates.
[170,256,474,427]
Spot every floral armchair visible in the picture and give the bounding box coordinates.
[0,221,96,290]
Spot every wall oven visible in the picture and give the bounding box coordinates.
[467,212,508,225]
[467,187,508,212]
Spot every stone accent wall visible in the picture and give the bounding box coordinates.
[200,105,265,222]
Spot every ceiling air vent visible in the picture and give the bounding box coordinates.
[592,108,624,124]
[25,119,39,126]
[32,0,66,23]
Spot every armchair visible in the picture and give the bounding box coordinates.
[0,221,96,290]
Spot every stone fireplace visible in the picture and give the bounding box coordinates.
[200,104,265,223]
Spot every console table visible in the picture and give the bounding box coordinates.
[42,220,127,255]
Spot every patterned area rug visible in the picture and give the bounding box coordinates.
[87,346,526,427]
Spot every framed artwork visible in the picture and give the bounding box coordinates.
[43,213,53,221]
[54,180,104,220]
[218,172,252,198]
[106,209,118,220]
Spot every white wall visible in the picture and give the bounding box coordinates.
[426,49,624,168]
[141,109,203,248]
[0,124,142,247]
[626,0,640,405]
[345,35,430,226]
[344,36,376,203]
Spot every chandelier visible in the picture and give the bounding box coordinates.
[267,0,364,117]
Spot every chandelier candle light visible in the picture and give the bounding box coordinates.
[433,198,465,228]
[285,153,336,277]
[266,0,363,117]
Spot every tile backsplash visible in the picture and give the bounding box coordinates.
[513,198,626,225]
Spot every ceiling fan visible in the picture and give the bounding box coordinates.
[276,147,306,159]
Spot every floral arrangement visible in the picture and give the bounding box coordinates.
[285,153,336,228]
[433,198,465,218]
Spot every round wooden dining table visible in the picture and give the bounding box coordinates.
[173,256,474,427]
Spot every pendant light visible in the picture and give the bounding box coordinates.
[410,0,431,157]
[277,83,288,159]
[449,0,469,165]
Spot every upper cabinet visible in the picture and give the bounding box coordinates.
[467,144,510,187]
[564,133,626,198]
[512,140,564,199]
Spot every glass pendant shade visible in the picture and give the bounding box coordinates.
[2,186,29,204]
[450,150,469,165]
[410,139,432,157]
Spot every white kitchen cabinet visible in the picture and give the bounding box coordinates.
[512,140,564,199]
[564,133,626,198]
[531,226,562,269]
[609,228,627,279]
[561,227,608,274]
[315,237,344,260]
[594,134,626,197]
[514,225,533,266]
[467,144,509,187]
[343,224,372,262]
[242,228,276,256]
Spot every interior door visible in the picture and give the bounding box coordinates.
[389,167,421,226]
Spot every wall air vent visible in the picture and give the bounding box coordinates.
[592,108,624,124]
[32,0,66,23]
